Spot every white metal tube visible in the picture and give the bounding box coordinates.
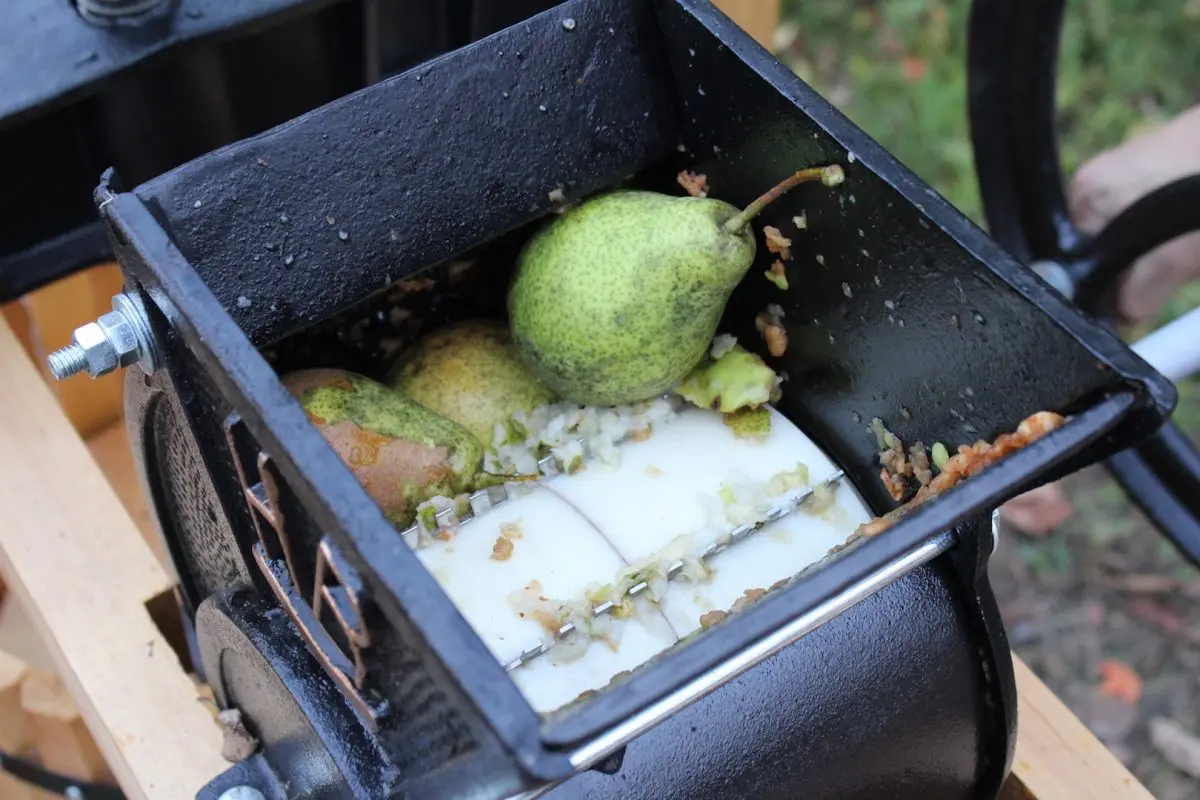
[1130,306,1200,384]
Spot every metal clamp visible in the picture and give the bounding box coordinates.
[46,292,158,380]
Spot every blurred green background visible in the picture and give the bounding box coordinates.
[770,3,1200,794]
[777,0,1200,221]
[777,0,1200,431]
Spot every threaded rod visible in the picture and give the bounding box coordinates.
[47,344,88,380]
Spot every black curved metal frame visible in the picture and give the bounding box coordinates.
[968,0,1200,566]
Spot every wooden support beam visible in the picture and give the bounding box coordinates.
[0,652,49,800]
[0,595,56,673]
[1006,657,1155,800]
[0,650,32,753]
[0,316,228,800]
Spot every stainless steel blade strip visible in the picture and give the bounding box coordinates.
[502,468,847,672]
[401,409,678,545]
[398,451,564,548]
[502,532,954,800]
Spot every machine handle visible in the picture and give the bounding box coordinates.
[967,0,1200,566]
[1131,307,1200,386]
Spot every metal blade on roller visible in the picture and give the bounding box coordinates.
[398,449,581,550]
[402,453,848,671]
[500,469,846,671]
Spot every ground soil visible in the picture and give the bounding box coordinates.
[990,465,1200,799]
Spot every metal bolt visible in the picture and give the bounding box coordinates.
[47,292,158,380]
[217,788,267,800]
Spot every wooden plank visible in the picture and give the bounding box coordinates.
[0,649,32,753]
[0,316,227,800]
[85,420,163,564]
[20,669,113,786]
[0,651,51,800]
[1007,656,1153,800]
[3,648,116,799]
[0,597,56,674]
[0,761,43,800]
[2,301,35,361]
[713,0,781,50]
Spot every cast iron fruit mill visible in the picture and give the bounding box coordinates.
[2,1,1199,799]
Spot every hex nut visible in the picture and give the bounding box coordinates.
[72,322,118,377]
[96,310,141,368]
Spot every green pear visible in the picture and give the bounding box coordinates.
[387,319,558,445]
[283,368,487,527]
[508,165,843,406]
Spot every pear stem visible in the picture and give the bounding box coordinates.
[723,164,845,235]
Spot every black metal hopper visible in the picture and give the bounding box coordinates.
[87,0,1175,797]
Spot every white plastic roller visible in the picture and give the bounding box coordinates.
[413,406,873,715]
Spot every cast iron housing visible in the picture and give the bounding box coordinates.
[88,0,1175,796]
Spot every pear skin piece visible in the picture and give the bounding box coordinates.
[284,368,484,527]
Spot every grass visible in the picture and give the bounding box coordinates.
[777,0,1200,225]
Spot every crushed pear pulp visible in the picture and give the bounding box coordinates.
[499,458,831,661]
